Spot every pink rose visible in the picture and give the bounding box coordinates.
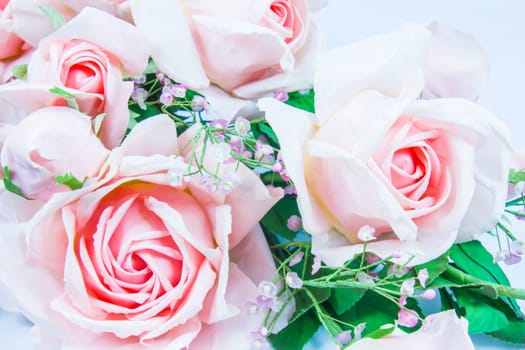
[0,0,25,59]
[423,22,490,100]
[1,106,109,200]
[0,7,150,148]
[10,0,131,47]
[130,0,321,98]
[260,24,512,265]
[349,311,474,350]
[0,115,282,349]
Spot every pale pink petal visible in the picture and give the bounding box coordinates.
[199,85,259,122]
[120,114,179,157]
[404,98,512,241]
[348,310,474,350]
[230,225,275,284]
[259,97,330,234]
[313,23,430,122]
[233,18,321,98]
[423,22,490,100]
[226,164,283,247]
[191,14,292,92]
[189,263,263,350]
[129,0,209,89]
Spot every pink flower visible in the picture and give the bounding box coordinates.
[0,7,150,148]
[130,0,321,98]
[260,24,512,266]
[1,106,109,200]
[422,22,490,100]
[9,0,131,47]
[348,311,474,350]
[0,115,282,349]
[0,0,25,60]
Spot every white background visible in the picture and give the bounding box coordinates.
[1,1,525,349]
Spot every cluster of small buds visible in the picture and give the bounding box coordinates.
[494,249,522,265]
[159,83,187,106]
[199,173,238,194]
[251,328,271,350]
[131,87,148,110]
[417,268,429,287]
[285,272,303,289]
[397,309,419,328]
[357,225,376,242]
[335,323,366,348]
[286,215,302,232]
[191,95,207,112]
[312,255,322,275]
[356,271,375,286]
[273,88,289,102]
[288,251,304,267]
[387,264,410,278]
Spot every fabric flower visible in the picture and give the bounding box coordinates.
[1,106,109,200]
[348,311,474,350]
[260,23,512,266]
[0,7,150,148]
[129,0,321,98]
[423,22,490,100]
[9,0,131,47]
[0,114,282,349]
[0,0,25,60]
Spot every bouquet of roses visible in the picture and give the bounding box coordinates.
[0,1,524,349]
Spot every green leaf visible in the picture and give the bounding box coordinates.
[366,324,396,339]
[415,251,449,286]
[290,286,331,324]
[49,86,79,111]
[285,89,315,113]
[2,166,27,199]
[12,64,27,80]
[509,168,525,184]
[38,5,66,28]
[92,113,106,136]
[489,314,525,344]
[268,309,320,350]
[260,171,289,187]
[329,287,366,315]
[260,195,301,241]
[128,110,140,130]
[143,59,158,75]
[56,172,84,190]
[339,291,399,338]
[251,121,280,149]
[454,288,509,334]
[449,241,521,313]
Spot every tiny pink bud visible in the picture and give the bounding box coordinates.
[287,215,302,232]
[397,309,419,328]
[421,289,437,300]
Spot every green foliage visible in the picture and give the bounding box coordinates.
[509,168,525,184]
[56,172,84,190]
[449,241,520,312]
[12,64,27,80]
[38,5,66,28]
[454,288,509,333]
[251,121,280,149]
[268,310,320,350]
[2,166,26,199]
[328,287,366,315]
[285,89,315,113]
[49,87,79,111]
[338,291,399,338]
[260,196,301,241]
[489,314,525,344]
[415,251,449,286]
